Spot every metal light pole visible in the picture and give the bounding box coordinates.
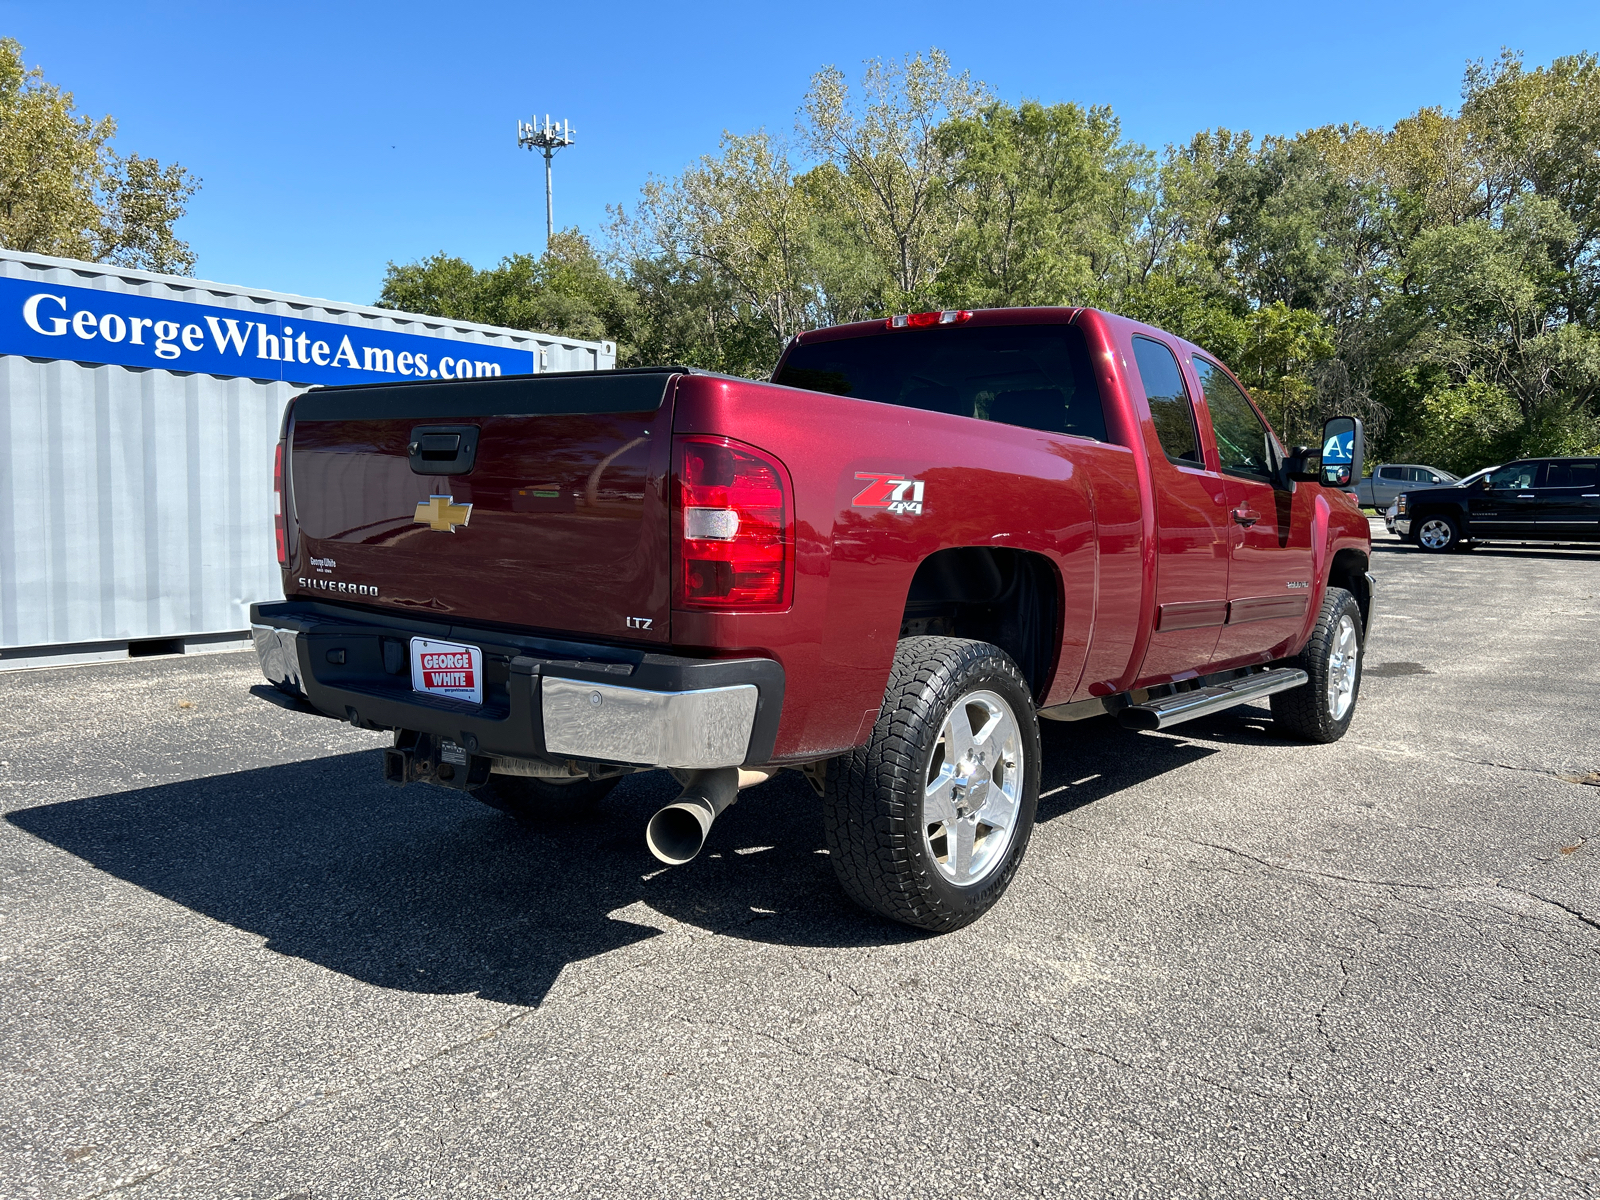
[517,115,576,247]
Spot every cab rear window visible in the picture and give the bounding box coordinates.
[776,323,1109,443]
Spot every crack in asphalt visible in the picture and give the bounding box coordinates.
[1312,953,1355,1055]
[1188,841,1436,892]
[1045,1030,1311,1106]
[1342,740,1599,791]
[1451,755,1600,787]
[1187,841,1600,938]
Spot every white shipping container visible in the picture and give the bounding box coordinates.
[0,249,616,666]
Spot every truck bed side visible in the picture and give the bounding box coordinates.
[669,371,1149,760]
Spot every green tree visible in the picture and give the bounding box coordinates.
[610,130,826,349]
[935,99,1150,309]
[800,50,986,309]
[1110,129,1254,361]
[0,39,198,273]
[1402,378,1525,474]
[1403,196,1600,432]
[378,230,636,352]
[1234,301,1337,447]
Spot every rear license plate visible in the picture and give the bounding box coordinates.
[410,637,483,705]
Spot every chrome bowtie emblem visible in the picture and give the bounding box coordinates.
[414,494,472,533]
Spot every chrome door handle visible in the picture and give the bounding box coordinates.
[1231,506,1260,528]
[1517,493,1535,498]
[1584,493,1599,498]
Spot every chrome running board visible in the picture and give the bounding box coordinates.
[1117,668,1309,732]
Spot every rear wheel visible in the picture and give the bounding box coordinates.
[1270,587,1364,743]
[1415,513,1461,553]
[823,637,1041,932]
[473,774,619,823]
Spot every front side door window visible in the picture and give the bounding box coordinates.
[1193,356,1317,664]
[1197,362,1276,481]
[1471,462,1544,533]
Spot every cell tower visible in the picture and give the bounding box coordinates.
[517,115,576,246]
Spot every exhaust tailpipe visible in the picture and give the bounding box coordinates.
[646,768,770,865]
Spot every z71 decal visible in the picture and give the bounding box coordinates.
[853,472,926,515]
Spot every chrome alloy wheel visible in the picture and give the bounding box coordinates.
[922,689,1025,887]
[1418,518,1453,550]
[1326,612,1360,721]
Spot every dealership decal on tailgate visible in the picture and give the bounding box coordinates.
[410,637,483,705]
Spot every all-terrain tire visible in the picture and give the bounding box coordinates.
[823,637,1041,933]
[1269,586,1364,744]
[473,774,620,823]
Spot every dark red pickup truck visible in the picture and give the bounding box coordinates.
[252,306,1374,930]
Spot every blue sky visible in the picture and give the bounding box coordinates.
[4,1,1597,307]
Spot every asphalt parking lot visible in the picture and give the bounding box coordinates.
[3,521,1598,1200]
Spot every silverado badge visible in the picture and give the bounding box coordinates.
[414,494,472,533]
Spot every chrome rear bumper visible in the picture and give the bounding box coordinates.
[542,677,759,770]
[253,624,303,695]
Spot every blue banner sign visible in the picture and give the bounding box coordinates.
[1,276,536,386]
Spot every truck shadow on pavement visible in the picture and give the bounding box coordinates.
[9,717,1215,1008]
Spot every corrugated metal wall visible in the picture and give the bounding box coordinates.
[0,251,615,660]
[0,354,293,650]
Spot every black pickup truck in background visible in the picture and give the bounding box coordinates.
[1396,457,1600,552]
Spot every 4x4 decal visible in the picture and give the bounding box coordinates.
[853,472,925,515]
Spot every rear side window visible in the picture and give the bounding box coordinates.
[1545,461,1599,488]
[1379,466,1404,480]
[775,323,1108,442]
[1131,336,1200,464]
[1193,357,1275,479]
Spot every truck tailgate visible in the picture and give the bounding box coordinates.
[287,369,678,643]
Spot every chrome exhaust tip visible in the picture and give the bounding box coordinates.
[645,767,769,866]
[645,796,719,866]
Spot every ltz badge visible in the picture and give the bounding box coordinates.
[853,472,926,515]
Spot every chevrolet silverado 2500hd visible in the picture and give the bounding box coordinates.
[252,306,1374,931]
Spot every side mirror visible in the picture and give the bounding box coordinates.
[1319,416,1364,489]
[1284,445,1321,483]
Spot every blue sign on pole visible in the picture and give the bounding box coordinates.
[1,276,535,385]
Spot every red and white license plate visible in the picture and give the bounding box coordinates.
[410,637,483,705]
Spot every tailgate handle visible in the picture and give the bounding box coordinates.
[408,424,479,476]
[417,433,460,457]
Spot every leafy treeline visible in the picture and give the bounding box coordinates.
[381,49,1600,471]
[0,39,198,274]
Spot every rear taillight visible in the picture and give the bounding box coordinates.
[888,309,971,329]
[673,435,793,611]
[273,441,287,565]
